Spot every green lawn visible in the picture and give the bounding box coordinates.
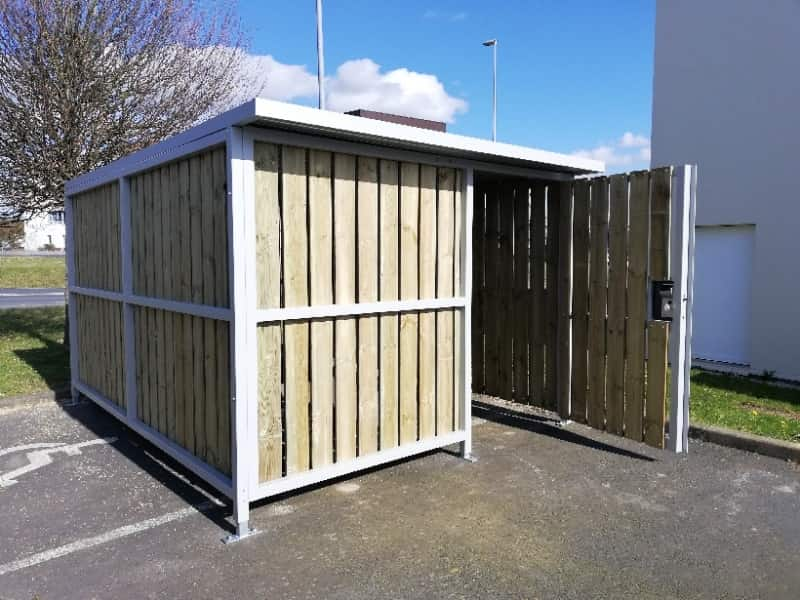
[690,369,800,442]
[0,256,66,288]
[0,307,70,398]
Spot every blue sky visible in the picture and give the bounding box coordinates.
[235,1,656,171]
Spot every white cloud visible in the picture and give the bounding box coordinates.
[239,54,468,124]
[572,132,651,171]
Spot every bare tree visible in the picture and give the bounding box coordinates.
[0,0,261,220]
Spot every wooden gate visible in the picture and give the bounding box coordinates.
[472,167,695,450]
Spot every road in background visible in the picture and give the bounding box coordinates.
[0,288,65,309]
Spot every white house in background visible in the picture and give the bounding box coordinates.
[651,0,800,381]
[23,210,66,250]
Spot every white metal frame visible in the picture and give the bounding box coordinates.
[65,98,606,541]
[667,164,698,453]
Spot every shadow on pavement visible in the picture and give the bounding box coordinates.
[472,400,655,462]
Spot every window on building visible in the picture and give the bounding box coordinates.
[49,210,65,224]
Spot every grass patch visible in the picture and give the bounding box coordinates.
[691,369,800,442]
[0,256,66,288]
[0,307,69,398]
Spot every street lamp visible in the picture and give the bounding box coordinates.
[316,0,326,109]
[482,39,497,141]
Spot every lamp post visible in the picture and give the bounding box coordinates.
[316,0,326,109]
[482,39,497,141]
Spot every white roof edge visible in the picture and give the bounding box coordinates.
[66,98,603,193]
[249,98,604,174]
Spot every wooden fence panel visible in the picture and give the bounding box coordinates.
[130,147,228,307]
[76,295,124,407]
[73,182,121,292]
[251,144,465,481]
[133,306,230,475]
[471,168,671,449]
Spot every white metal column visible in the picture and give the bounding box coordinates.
[460,167,474,460]
[226,126,257,540]
[667,164,697,453]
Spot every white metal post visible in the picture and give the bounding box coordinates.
[316,0,326,110]
[667,164,697,453]
[460,167,475,460]
[119,176,137,420]
[226,126,257,540]
[64,194,79,403]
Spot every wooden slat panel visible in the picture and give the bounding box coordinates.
[645,322,668,449]
[471,180,485,392]
[215,320,231,474]
[189,155,204,305]
[73,182,120,291]
[605,174,628,435]
[645,167,672,448]
[587,178,609,429]
[379,159,399,449]
[544,184,560,410]
[625,171,651,441]
[570,180,590,422]
[255,142,283,481]
[483,179,500,396]
[309,149,334,468]
[512,181,529,402]
[497,181,514,400]
[399,162,419,444]
[418,165,437,439]
[529,182,546,406]
[556,181,574,419]
[201,153,218,464]
[178,158,192,302]
[334,153,358,461]
[357,156,379,455]
[436,167,455,433]
[282,145,311,473]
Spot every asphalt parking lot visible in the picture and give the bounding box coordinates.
[1,395,799,599]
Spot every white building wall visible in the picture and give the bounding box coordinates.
[23,212,66,251]
[651,0,800,381]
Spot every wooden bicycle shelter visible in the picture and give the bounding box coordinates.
[65,98,695,540]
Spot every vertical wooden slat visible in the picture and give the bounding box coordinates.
[216,321,231,474]
[255,142,283,481]
[625,171,651,441]
[309,149,334,467]
[512,181,529,402]
[399,162,419,444]
[570,180,591,423]
[379,159,399,449]
[334,153,358,461]
[605,175,628,435]
[483,179,500,396]
[282,146,311,473]
[178,159,192,302]
[556,181,574,419]
[587,177,609,430]
[201,153,218,464]
[213,148,229,307]
[496,182,514,400]
[529,182,546,406]
[357,156,380,455]
[545,184,560,410]
[645,167,672,448]
[436,167,455,433]
[418,165,437,439]
[471,180,485,392]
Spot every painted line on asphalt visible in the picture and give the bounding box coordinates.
[0,500,219,576]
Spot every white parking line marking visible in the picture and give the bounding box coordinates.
[0,438,117,488]
[0,500,220,576]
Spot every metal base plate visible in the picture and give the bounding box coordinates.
[222,527,261,545]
